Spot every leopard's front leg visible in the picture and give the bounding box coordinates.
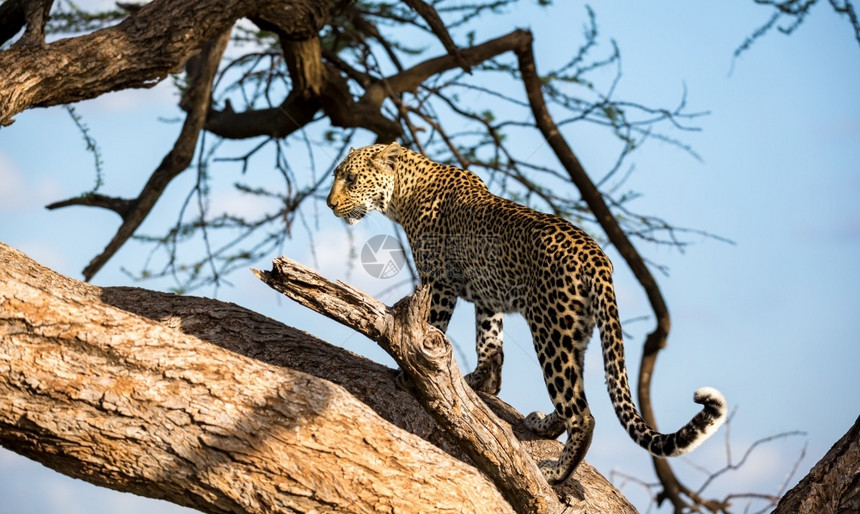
[464,305,504,394]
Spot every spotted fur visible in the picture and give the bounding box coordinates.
[326,142,727,483]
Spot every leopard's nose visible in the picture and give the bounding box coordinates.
[326,193,337,210]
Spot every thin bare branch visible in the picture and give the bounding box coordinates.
[402,0,472,73]
[361,29,532,109]
[54,29,231,281]
[46,193,133,218]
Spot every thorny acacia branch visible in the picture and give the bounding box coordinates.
[46,27,232,281]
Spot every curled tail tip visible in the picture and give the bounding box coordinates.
[694,386,725,403]
[655,386,728,458]
[694,386,728,423]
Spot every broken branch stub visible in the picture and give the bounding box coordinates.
[253,256,560,514]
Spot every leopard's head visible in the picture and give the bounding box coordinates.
[326,142,401,225]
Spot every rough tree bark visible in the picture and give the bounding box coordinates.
[773,415,860,514]
[0,242,637,513]
[0,0,328,126]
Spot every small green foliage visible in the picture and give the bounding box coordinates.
[734,0,859,61]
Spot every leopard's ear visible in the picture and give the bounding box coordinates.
[348,147,356,154]
[374,141,402,172]
[378,141,401,160]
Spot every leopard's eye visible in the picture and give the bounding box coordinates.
[345,172,357,186]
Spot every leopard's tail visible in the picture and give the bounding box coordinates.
[594,271,727,457]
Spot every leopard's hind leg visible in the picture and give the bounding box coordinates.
[525,305,596,484]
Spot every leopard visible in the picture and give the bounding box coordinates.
[326,141,727,483]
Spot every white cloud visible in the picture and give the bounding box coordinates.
[0,153,26,211]
[208,190,281,221]
[0,151,67,212]
[80,79,177,115]
[305,218,413,298]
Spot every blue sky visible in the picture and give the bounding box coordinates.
[1,1,859,512]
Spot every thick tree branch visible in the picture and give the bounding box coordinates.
[0,242,637,513]
[106,267,635,514]
[10,0,54,47]
[203,33,402,141]
[281,36,325,96]
[317,64,404,141]
[0,0,330,126]
[361,29,532,110]
[0,242,512,513]
[202,30,323,139]
[402,0,471,73]
[203,97,320,139]
[774,415,860,514]
[0,0,27,46]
